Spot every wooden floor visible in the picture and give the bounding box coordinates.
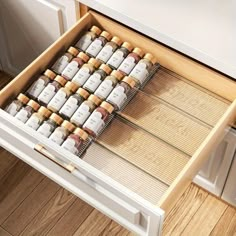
[1,72,236,236]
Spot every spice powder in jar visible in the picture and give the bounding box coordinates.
[25,106,52,130]
[86,31,112,57]
[118,47,144,76]
[106,76,136,110]
[62,128,88,155]
[37,113,63,137]
[38,75,67,106]
[59,88,90,120]
[70,94,101,127]
[49,120,75,145]
[5,93,29,116]
[75,26,102,52]
[15,100,40,123]
[72,58,101,86]
[107,42,133,69]
[51,47,79,74]
[83,101,114,137]
[47,81,78,113]
[61,52,90,81]
[83,64,112,93]
[94,70,124,100]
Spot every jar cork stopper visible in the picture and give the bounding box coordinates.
[90,26,102,35]
[122,76,136,88]
[44,69,56,80]
[62,120,75,132]
[38,106,52,118]
[99,64,112,75]
[73,127,88,140]
[144,53,157,64]
[111,70,124,81]
[55,75,67,86]
[88,95,101,106]
[27,100,40,111]
[77,88,90,99]
[122,42,133,52]
[50,113,63,125]
[68,47,79,57]
[17,93,30,105]
[88,58,101,69]
[133,47,144,58]
[111,36,122,46]
[100,31,112,41]
[100,101,114,114]
[78,52,90,62]
[65,81,79,93]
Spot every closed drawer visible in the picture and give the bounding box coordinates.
[0,10,236,236]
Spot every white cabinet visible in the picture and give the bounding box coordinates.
[0,0,77,75]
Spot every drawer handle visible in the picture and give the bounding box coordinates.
[34,144,75,173]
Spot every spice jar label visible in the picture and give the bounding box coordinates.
[107,86,127,109]
[6,103,18,116]
[15,109,29,123]
[95,80,113,99]
[76,34,93,51]
[38,84,56,104]
[26,116,40,130]
[48,90,67,111]
[60,97,78,118]
[37,123,53,137]
[86,39,103,57]
[72,67,91,85]
[27,78,45,98]
[118,56,136,74]
[71,103,91,125]
[83,73,102,92]
[107,50,124,68]
[49,130,65,145]
[62,61,79,80]
[96,45,113,63]
[62,138,78,155]
[52,55,69,74]
[130,62,149,84]
[83,111,105,135]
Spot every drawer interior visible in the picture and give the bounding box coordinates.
[0,9,236,218]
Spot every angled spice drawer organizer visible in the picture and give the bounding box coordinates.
[0,11,236,236]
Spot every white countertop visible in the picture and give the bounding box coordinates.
[81,0,236,78]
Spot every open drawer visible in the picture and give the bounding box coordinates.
[0,10,236,236]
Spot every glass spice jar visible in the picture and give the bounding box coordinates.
[83,64,112,93]
[26,69,56,100]
[70,94,101,126]
[106,76,136,110]
[85,31,112,57]
[15,100,40,123]
[107,42,133,69]
[75,26,102,52]
[38,75,67,106]
[61,52,90,81]
[72,58,100,86]
[94,70,124,100]
[96,36,122,63]
[118,47,144,75]
[49,120,75,145]
[51,47,79,74]
[130,53,157,86]
[25,106,52,130]
[83,101,114,137]
[37,113,63,137]
[59,88,90,120]
[47,81,78,113]
[62,127,88,155]
[5,93,29,116]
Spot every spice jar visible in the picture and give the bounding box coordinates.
[94,70,124,100]
[118,47,144,75]
[107,42,133,69]
[62,128,88,155]
[85,31,112,57]
[15,100,40,123]
[96,36,122,63]
[106,76,136,110]
[38,75,67,106]
[130,53,157,86]
[25,106,51,130]
[61,52,90,80]
[70,95,101,126]
[49,120,75,145]
[83,64,112,93]
[5,93,29,116]
[72,58,100,86]
[51,47,79,74]
[75,26,102,52]
[37,113,63,137]
[83,101,114,137]
[59,88,90,120]
[26,70,56,100]
[47,81,78,113]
